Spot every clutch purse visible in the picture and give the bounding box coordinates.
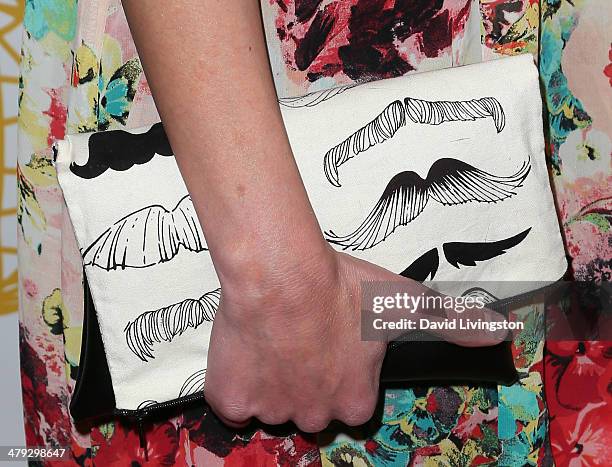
[54,54,567,426]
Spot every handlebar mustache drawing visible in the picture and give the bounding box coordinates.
[323,96,506,187]
[400,228,532,282]
[325,156,531,251]
[124,288,220,362]
[82,194,208,270]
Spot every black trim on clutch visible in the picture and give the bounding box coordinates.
[69,270,116,422]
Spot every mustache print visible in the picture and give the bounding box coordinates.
[326,157,531,251]
[70,122,173,179]
[460,287,500,305]
[443,228,531,269]
[399,228,532,281]
[324,96,506,187]
[278,83,358,108]
[137,400,159,410]
[124,288,220,362]
[178,369,207,398]
[400,247,439,282]
[83,195,207,270]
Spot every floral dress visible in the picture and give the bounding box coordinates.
[17,0,611,466]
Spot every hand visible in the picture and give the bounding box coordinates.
[204,246,506,433]
[122,0,505,435]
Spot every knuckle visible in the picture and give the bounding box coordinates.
[206,392,251,423]
[337,392,379,426]
[295,414,331,433]
[257,411,291,426]
[219,403,250,423]
[339,405,376,426]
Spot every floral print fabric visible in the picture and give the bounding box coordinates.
[538,1,612,465]
[17,0,610,466]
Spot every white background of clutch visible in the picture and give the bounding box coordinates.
[56,53,567,410]
[283,54,567,293]
[57,144,218,410]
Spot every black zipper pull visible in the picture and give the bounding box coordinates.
[136,415,149,461]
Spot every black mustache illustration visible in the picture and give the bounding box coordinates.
[178,369,206,398]
[324,96,506,187]
[399,228,532,281]
[278,84,358,108]
[137,400,159,410]
[83,195,207,270]
[326,157,531,251]
[443,228,531,268]
[125,288,220,362]
[461,288,500,305]
[400,247,439,282]
[70,122,173,179]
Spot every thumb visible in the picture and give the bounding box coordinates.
[369,268,509,347]
[346,253,509,347]
[405,279,509,347]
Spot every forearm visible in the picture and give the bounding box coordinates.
[122,0,331,287]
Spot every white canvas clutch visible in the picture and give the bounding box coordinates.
[54,54,567,420]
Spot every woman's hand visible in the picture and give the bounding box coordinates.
[122,0,506,433]
[204,246,505,433]
[205,247,386,433]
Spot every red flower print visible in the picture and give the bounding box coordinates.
[550,403,612,466]
[272,0,472,83]
[19,326,70,447]
[546,341,609,416]
[604,44,612,86]
[255,431,320,466]
[43,88,67,146]
[597,358,612,405]
[180,406,319,465]
[92,422,179,466]
[180,405,249,457]
[22,278,38,298]
[223,432,282,467]
[453,407,497,442]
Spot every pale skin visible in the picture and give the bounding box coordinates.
[122,0,505,433]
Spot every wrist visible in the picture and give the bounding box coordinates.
[213,230,338,308]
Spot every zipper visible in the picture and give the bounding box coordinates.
[136,414,148,461]
[114,392,206,419]
[116,392,207,461]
